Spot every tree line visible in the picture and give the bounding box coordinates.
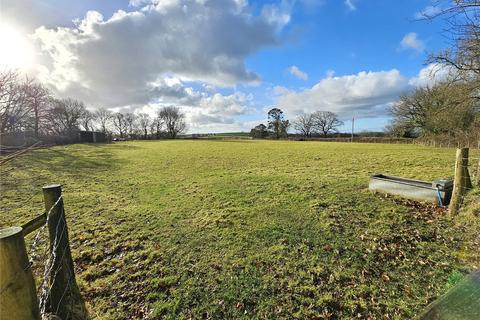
[250,108,344,139]
[0,70,186,143]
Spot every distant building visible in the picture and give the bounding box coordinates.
[78,131,107,143]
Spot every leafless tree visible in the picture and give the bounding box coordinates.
[152,116,164,138]
[293,113,315,137]
[80,109,95,131]
[24,81,50,137]
[124,113,137,137]
[158,106,186,138]
[423,1,480,95]
[0,70,30,133]
[112,112,128,138]
[94,108,113,133]
[47,98,87,135]
[312,111,343,136]
[137,113,151,139]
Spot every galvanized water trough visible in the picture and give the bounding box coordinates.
[369,174,453,206]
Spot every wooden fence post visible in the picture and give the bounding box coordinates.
[0,227,41,320]
[449,148,471,215]
[42,184,88,320]
[473,157,480,187]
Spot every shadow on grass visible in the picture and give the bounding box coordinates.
[3,144,126,182]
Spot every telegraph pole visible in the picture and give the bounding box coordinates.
[351,117,355,142]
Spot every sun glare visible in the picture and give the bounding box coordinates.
[0,22,35,70]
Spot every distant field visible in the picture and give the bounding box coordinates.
[1,140,479,319]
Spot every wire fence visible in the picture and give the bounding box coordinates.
[0,186,88,320]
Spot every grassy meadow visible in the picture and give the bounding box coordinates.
[1,140,479,319]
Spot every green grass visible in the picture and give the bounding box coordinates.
[1,140,479,319]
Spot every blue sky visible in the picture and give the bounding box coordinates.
[1,0,450,133]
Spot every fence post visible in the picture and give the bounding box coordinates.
[476,157,480,187]
[449,148,471,215]
[42,184,88,320]
[0,227,41,320]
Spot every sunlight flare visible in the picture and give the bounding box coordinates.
[0,22,35,69]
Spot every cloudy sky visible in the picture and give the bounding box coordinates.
[1,0,449,133]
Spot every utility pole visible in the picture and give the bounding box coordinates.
[351,117,354,142]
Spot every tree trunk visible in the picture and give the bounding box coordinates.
[34,105,39,138]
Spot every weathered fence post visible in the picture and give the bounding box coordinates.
[0,227,41,320]
[42,184,88,320]
[449,148,472,215]
[474,157,480,187]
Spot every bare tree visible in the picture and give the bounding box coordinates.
[0,70,30,133]
[94,108,113,134]
[293,113,315,137]
[24,81,50,137]
[124,113,137,138]
[47,98,86,135]
[312,111,343,136]
[158,106,186,138]
[152,116,164,138]
[424,1,480,97]
[112,112,128,138]
[80,109,95,131]
[137,113,151,139]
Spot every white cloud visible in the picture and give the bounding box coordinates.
[400,32,425,53]
[415,5,442,19]
[276,69,410,118]
[408,63,455,87]
[344,0,356,11]
[275,64,459,120]
[32,0,288,108]
[287,65,308,80]
[187,92,251,124]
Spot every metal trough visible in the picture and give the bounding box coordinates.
[369,174,453,205]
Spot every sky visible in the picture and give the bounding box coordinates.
[0,0,451,133]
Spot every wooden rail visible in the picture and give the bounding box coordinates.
[0,141,42,166]
[21,213,47,237]
[0,185,88,320]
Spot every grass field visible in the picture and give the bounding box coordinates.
[1,140,479,319]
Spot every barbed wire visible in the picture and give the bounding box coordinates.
[37,196,68,319]
[0,195,62,298]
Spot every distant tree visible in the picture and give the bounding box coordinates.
[312,111,343,136]
[112,112,128,138]
[385,121,418,138]
[0,70,30,133]
[124,113,137,138]
[152,115,165,138]
[267,108,289,139]
[250,123,268,138]
[47,98,86,135]
[24,81,50,137]
[95,108,113,134]
[137,113,151,139]
[158,106,186,138]
[80,109,95,131]
[293,113,315,137]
